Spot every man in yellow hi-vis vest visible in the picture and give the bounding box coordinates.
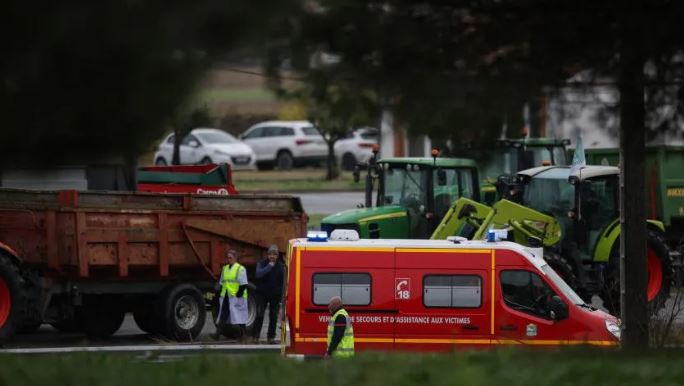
[325,296,354,358]
[213,250,249,341]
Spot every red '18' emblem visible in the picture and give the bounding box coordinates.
[395,278,410,300]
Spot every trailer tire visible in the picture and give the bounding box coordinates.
[602,231,673,315]
[132,297,160,335]
[0,252,26,342]
[50,319,82,333]
[81,296,126,339]
[160,284,206,341]
[17,320,42,334]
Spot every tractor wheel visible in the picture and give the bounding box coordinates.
[543,252,585,298]
[0,253,26,342]
[80,295,126,339]
[159,284,206,341]
[602,230,673,315]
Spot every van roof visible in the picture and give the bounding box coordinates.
[291,238,547,273]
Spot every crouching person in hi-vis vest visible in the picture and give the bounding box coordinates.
[213,249,249,341]
[325,296,354,358]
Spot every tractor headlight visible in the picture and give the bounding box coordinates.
[605,320,621,340]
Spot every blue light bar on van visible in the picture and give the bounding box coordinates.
[307,231,328,242]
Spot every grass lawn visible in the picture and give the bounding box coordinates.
[197,87,277,103]
[2,349,684,386]
[233,169,364,193]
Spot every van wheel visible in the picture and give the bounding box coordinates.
[200,156,213,165]
[160,284,206,341]
[275,151,294,170]
[155,157,168,166]
[341,153,357,171]
[0,253,26,342]
[602,230,673,315]
[81,295,126,339]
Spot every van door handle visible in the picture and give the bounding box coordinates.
[462,324,479,331]
[500,324,517,331]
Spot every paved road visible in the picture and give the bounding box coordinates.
[5,308,281,350]
[296,191,374,214]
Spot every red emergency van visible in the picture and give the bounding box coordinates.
[282,232,620,355]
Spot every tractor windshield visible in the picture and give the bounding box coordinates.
[522,168,575,218]
[381,166,428,207]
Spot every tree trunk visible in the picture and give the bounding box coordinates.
[325,140,338,180]
[618,10,648,348]
[172,128,181,165]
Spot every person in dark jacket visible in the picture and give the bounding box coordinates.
[251,244,285,344]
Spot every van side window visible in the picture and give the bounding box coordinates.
[423,275,481,308]
[500,270,556,319]
[312,273,371,306]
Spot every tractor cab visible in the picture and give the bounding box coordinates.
[508,165,671,312]
[321,154,480,239]
[512,166,619,262]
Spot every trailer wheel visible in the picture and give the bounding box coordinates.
[0,253,26,342]
[160,284,206,341]
[602,230,673,315]
[81,296,126,339]
[132,297,160,335]
[50,318,82,333]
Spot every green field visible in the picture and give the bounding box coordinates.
[233,169,364,193]
[2,349,684,386]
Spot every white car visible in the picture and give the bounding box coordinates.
[239,121,327,170]
[335,127,378,170]
[153,128,257,170]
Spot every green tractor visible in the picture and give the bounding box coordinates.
[479,138,570,204]
[502,165,673,313]
[321,152,481,239]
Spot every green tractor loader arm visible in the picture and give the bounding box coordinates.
[430,198,492,240]
[431,198,562,247]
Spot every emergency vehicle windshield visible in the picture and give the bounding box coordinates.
[541,264,586,306]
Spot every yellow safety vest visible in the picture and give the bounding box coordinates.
[327,308,354,358]
[220,263,247,298]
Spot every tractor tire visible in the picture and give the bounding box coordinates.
[80,295,126,340]
[159,284,206,341]
[543,252,587,299]
[602,230,674,315]
[0,253,26,343]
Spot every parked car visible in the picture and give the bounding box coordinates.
[239,121,327,170]
[334,127,378,170]
[153,128,257,170]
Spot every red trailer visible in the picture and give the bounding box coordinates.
[137,163,239,195]
[0,188,306,342]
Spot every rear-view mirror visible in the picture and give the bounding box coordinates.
[549,295,568,321]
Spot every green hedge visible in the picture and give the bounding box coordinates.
[1,349,684,386]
